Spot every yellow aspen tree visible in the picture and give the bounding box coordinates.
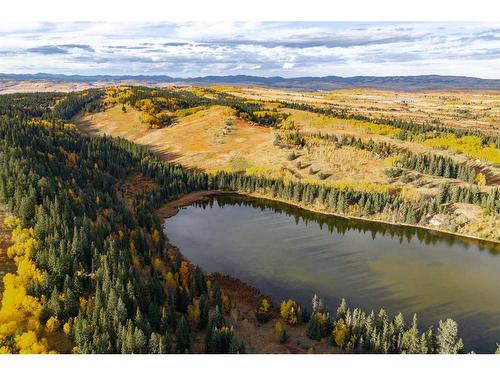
[179,261,190,289]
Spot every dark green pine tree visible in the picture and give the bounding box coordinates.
[204,308,239,354]
[175,315,191,353]
[199,294,209,329]
[306,313,322,340]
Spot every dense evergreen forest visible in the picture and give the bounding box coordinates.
[0,90,497,353]
[0,92,243,353]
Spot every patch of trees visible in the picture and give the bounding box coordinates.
[214,93,287,127]
[274,121,305,147]
[0,90,104,124]
[117,87,288,128]
[204,308,245,353]
[397,152,478,183]
[0,92,64,120]
[51,89,105,119]
[278,295,465,353]
[255,296,273,323]
[437,184,499,213]
[124,87,212,111]
[310,132,396,158]
[113,86,212,128]
[205,170,500,226]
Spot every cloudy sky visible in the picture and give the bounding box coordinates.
[0,22,499,78]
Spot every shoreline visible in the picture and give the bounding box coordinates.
[157,190,500,248]
[157,190,498,353]
[156,190,224,219]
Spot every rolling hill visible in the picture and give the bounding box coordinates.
[2,73,500,91]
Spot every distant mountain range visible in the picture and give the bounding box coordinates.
[1,73,500,91]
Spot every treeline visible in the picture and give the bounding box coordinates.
[51,89,104,119]
[206,172,499,224]
[122,86,212,111]
[0,90,104,123]
[0,92,64,120]
[133,138,499,226]
[437,184,499,212]
[310,132,396,158]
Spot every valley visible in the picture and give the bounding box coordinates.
[0,85,498,354]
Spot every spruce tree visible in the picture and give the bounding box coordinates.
[175,315,191,353]
[306,313,322,340]
[437,319,463,354]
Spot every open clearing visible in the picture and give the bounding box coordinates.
[76,103,288,174]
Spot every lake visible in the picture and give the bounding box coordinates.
[163,194,500,353]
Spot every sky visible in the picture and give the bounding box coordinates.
[0,22,499,78]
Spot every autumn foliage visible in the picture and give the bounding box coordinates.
[0,218,52,353]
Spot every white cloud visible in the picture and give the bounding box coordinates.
[0,22,499,78]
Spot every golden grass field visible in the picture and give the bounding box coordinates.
[76,103,291,176]
[229,87,500,135]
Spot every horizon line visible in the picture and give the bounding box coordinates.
[1,72,500,81]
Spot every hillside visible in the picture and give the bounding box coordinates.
[76,104,281,173]
[3,73,500,92]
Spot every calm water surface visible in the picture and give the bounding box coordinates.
[164,195,500,353]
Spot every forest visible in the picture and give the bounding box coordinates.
[0,92,244,353]
[0,90,498,353]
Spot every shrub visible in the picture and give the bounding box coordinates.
[384,167,402,178]
[280,299,299,325]
[274,322,288,343]
[255,296,273,324]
